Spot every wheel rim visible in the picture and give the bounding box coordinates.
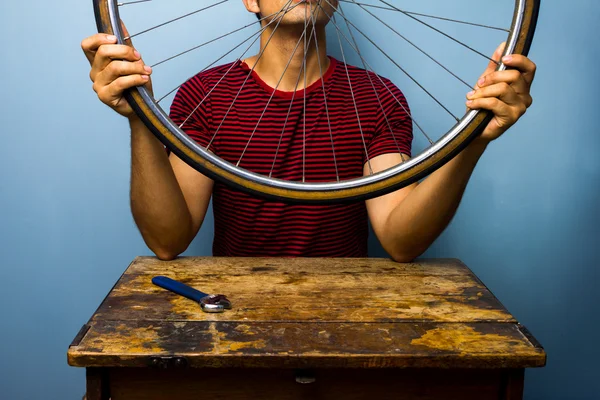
[94,0,540,202]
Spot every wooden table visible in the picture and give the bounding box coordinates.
[68,257,545,399]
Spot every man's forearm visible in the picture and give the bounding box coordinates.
[381,138,489,262]
[129,118,194,259]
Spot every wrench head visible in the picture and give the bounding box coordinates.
[200,294,232,313]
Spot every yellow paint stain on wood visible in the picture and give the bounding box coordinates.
[126,257,470,277]
[207,322,267,354]
[234,324,256,335]
[167,295,205,318]
[403,300,511,322]
[226,340,267,352]
[418,276,479,295]
[318,330,332,341]
[411,325,531,354]
[273,327,286,336]
[112,324,164,353]
[102,258,515,323]
[68,258,546,369]
[218,328,266,353]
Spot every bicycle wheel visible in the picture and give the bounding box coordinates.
[93,0,539,202]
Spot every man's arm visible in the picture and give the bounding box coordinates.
[366,139,487,262]
[129,119,213,260]
[82,32,213,260]
[367,46,536,262]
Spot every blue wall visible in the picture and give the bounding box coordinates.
[0,1,598,399]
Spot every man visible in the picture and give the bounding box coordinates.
[81,0,536,261]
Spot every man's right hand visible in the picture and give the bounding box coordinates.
[81,29,152,119]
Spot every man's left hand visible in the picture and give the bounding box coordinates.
[466,42,537,142]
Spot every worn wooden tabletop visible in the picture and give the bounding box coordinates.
[68,257,545,369]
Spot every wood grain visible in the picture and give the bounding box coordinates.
[69,257,545,369]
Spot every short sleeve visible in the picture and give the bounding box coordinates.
[169,76,212,148]
[366,78,413,161]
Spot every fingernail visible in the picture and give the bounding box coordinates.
[144,65,152,73]
[106,35,117,42]
[466,100,473,106]
[134,50,141,59]
[467,91,475,98]
[478,77,485,86]
[141,75,149,80]
[502,55,513,63]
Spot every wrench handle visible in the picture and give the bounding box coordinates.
[152,276,208,303]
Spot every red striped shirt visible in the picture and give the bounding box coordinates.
[170,57,412,257]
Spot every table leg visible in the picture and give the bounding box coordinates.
[501,369,525,399]
[86,368,111,400]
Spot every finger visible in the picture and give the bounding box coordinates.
[95,60,152,87]
[467,96,526,136]
[106,74,151,98]
[96,74,150,104]
[467,95,526,120]
[466,97,514,118]
[477,70,528,93]
[81,34,118,64]
[501,54,537,86]
[91,44,142,80]
[467,82,520,105]
[491,42,506,65]
[476,42,506,86]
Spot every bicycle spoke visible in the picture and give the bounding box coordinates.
[348,0,472,90]
[126,0,232,40]
[99,0,539,201]
[302,6,308,183]
[310,3,340,181]
[337,3,407,162]
[338,0,509,32]
[157,19,276,103]
[206,0,296,150]
[118,0,151,6]
[329,13,373,175]
[151,9,285,68]
[318,2,432,144]
[269,90,301,178]
[320,0,458,123]
[269,19,319,179]
[378,0,499,64]
[177,1,296,128]
[236,14,315,168]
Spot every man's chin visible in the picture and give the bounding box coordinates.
[270,9,331,26]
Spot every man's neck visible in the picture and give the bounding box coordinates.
[244,23,329,92]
